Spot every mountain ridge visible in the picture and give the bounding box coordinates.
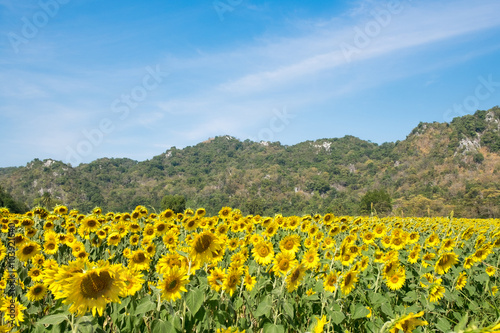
[1,107,499,217]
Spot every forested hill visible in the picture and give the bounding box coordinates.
[1,107,499,217]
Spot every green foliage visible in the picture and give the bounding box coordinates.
[0,108,499,217]
[0,186,28,213]
[161,194,186,213]
[473,152,484,164]
[359,189,392,215]
[306,175,331,194]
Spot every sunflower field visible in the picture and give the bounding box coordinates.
[0,205,499,333]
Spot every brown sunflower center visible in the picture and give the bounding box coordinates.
[33,286,44,294]
[258,246,270,257]
[23,245,35,255]
[134,253,146,263]
[167,278,179,291]
[80,271,112,299]
[194,234,213,253]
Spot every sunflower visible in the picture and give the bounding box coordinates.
[329,225,341,237]
[113,221,129,237]
[13,234,26,247]
[219,207,232,219]
[455,272,467,291]
[107,232,122,246]
[381,236,392,248]
[271,252,297,276]
[80,216,101,233]
[229,252,247,270]
[244,274,257,291]
[263,222,278,239]
[302,247,320,270]
[144,243,156,257]
[31,253,45,267]
[208,267,226,292]
[374,250,385,263]
[441,238,455,252]
[215,223,229,236]
[323,271,339,293]
[43,239,59,255]
[425,234,440,248]
[142,224,157,239]
[386,268,406,291]
[486,266,496,277]
[361,231,375,245]
[463,256,475,269]
[27,283,47,302]
[0,242,6,262]
[227,238,240,252]
[75,250,89,261]
[16,241,41,262]
[59,262,127,316]
[359,256,370,272]
[341,253,355,267]
[223,268,242,297]
[286,264,306,292]
[69,241,84,255]
[472,247,491,262]
[0,297,27,326]
[252,240,275,266]
[407,232,420,244]
[154,221,168,236]
[434,252,458,275]
[26,267,44,284]
[195,207,206,218]
[382,260,400,279]
[340,270,358,295]
[312,315,329,333]
[428,284,445,303]
[323,213,334,224]
[128,234,140,246]
[156,253,189,275]
[390,236,406,251]
[190,231,223,265]
[162,231,178,249]
[419,273,437,288]
[157,266,189,302]
[129,250,151,271]
[421,252,435,268]
[184,218,199,232]
[389,311,428,333]
[123,268,145,296]
[25,227,37,238]
[373,224,386,238]
[407,249,420,264]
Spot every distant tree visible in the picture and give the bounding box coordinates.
[245,198,266,215]
[473,152,484,164]
[306,175,331,195]
[161,194,186,213]
[40,192,53,209]
[359,189,392,215]
[0,186,28,213]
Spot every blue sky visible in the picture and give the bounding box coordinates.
[1,0,500,167]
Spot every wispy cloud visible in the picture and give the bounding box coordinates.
[1,0,500,166]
